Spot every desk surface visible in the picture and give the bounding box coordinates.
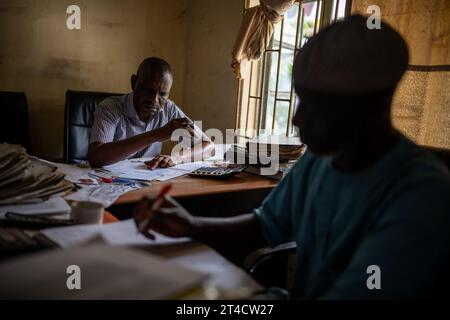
[115,172,277,204]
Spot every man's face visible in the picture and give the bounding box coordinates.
[293,90,363,156]
[131,71,173,121]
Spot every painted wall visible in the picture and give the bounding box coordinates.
[352,0,450,148]
[182,0,242,134]
[0,0,189,159]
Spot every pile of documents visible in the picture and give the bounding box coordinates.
[245,161,296,181]
[0,144,73,205]
[225,136,305,167]
[246,135,305,162]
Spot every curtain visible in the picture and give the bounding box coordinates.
[231,0,295,79]
[352,0,450,149]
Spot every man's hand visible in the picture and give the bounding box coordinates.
[133,194,197,239]
[145,155,178,169]
[152,117,195,142]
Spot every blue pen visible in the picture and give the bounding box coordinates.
[112,177,136,183]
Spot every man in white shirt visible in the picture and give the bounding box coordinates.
[88,57,213,168]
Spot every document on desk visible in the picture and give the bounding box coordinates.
[0,196,71,219]
[0,244,207,299]
[102,159,207,181]
[41,219,191,248]
[64,183,136,208]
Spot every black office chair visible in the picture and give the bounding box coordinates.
[64,90,123,164]
[244,146,450,291]
[0,91,32,153]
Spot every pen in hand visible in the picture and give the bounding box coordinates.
[138,184,172,233]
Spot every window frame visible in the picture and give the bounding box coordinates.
[235,0,352,138]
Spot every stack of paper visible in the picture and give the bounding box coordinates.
[245,160,297,181]
[247,135,305,162]
[0,144,73,205]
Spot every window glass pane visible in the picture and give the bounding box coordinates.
[298,1,319,48]
[261,51,279,130]
[271,22,282,50]
[278,47,295,99]
[332,0,346,21]
[249,60,262,97]
[246,97,259,133]
[289,95,300,136]
[274,101,290,135]
[283,4,299,48]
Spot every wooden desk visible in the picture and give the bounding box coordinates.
[109,172,277,219]
[115,172,277,204]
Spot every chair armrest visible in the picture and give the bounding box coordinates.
[244,241,297,273]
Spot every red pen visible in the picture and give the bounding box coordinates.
[101,177,113,183]
[138,184,172,232]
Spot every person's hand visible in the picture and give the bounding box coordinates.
[133,194,197,239]
[144,155,178,169]
[152,117,195,142]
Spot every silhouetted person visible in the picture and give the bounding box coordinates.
[134,16,450,299]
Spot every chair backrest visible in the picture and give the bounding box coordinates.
[64,90,123,164]
[0,91,32,153]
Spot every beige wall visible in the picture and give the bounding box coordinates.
[352,0,450,66]
[0,0,244,159]
[352,0,450,148]
[182,0,242,134]
[0,0,189,159]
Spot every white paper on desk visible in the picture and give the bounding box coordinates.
[0,244,207,299]
[0,196,71,219]
[55,163,95,184]
[41,219,191,248]
[103,159,207,181]
[64,184,136,208]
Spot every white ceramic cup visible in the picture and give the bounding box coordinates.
[70,201,104,225]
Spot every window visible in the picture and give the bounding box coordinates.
[236,0,350,138]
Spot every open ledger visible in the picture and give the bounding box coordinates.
[0,244,208,299]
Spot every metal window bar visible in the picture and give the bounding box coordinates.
[313,0,321,34]
[245,61,254,133]
[256,54,265,135]
[235,0,248,131]
[258,51,271,134]
[286,1,303,136]
[260,34,278,133]
[345,0,353,17]
[271,18,285,131]
[334,0,340,22]
[322,0,335,29]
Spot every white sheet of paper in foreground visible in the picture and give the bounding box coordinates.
[41,219,191,248]
[0,196,71,219]
[0,244,207,299]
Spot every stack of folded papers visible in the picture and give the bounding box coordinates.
[244,160,297,181]
[0,144,73,205]
[246,135,306,162]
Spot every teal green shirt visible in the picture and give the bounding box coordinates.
[255,135,450,299]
